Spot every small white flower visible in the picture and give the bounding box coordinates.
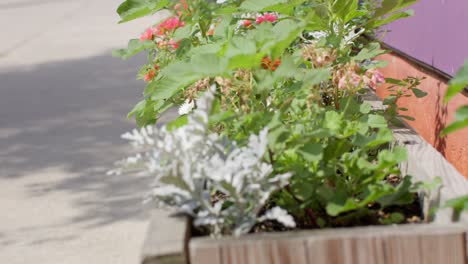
[178,99,195,115]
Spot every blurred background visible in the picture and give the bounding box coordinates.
[0,1,163,263]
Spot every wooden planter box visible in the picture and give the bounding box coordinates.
[141,92,468,264]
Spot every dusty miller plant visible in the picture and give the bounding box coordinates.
[114,89,295,236]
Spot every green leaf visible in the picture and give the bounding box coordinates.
[298,143,323,162]
[377,176,414,208]
[359,103,372,114]
[301,68,331,87]
[267,19,305,58]
[366,128,394,148]
[441,106,468,135]
[224,37,258,69]
[366,114,388,128]
[374,0,417,18]
[323,111,342,131]
[117,0,169,23]
[167,115,188,130]
[191,53,227,75]
[146,61,201,100]
[353,43,386,61]
[444,195,468,212]
[371,9,414,28]
[112,39,154,60]
[173,25,193,42]
[410,87,428,98]
[240,0,288,11]
[333,0,359,23]
[326,193,359,216]
[445,61,468,103]
[379,212,405,224]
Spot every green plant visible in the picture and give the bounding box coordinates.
[113,0,425,235]
[441,60,468,135]
[444,195,468,222]
[382,76,427,125]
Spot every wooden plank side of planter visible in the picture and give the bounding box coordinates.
[190,224,468,264]
[362,91,468,224]
[141,210,190,264]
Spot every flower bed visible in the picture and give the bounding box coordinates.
[111,0,468,262]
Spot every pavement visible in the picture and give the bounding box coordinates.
[0,1,166,263]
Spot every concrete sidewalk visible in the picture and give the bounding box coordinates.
[0,1,164,263]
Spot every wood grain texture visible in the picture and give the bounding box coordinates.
[362,91,468,224]
[190,224,468,264]
[141,210,190,264]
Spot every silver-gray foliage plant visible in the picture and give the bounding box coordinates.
[115,88,295,236]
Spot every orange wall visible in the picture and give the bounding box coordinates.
[376,53,468,179]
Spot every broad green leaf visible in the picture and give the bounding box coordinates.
[269,19,305,58]
[323,111,342,131]
[191,53,227,75]
[353,43,386,61]
[112,39,154,60]
[224,37,258,69]
[410,87,428,98]
[173,25,193,41]
[145,61,203,100]
[366,128,394,148]
[128,99,147,118]
[359,103,372,114]
[298,143,323,162]
[326,193,358,216]
[445,61,468,103]
[117,0,169,23]
[366,114,388,128]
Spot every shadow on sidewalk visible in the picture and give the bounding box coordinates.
[0,51,172,229]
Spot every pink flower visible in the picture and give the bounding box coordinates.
[139,27,155,41]
[156,17,185,36]
[350,73,362,87]
[157,39,179,50]
[338,76,347,90]
[256,13,278,24]
[364,69,385,89]
[168,38,179,49]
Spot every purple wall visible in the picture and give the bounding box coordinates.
[383,1,468,76]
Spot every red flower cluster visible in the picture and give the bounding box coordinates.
[144,65,161,82]
[261,57,281,71]
[139,16,185,51]
[155,17,185,36]
[256,13,278,24]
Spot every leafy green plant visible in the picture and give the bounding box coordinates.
[442,61,468,135]
[444,195,468,222]
[382,76,427,125]
[113,0,427,236]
